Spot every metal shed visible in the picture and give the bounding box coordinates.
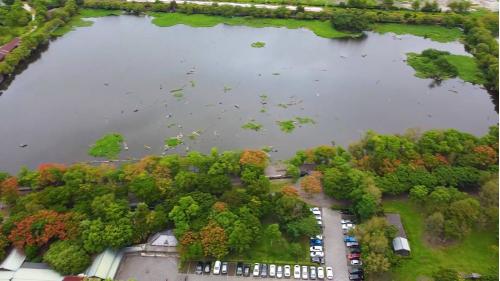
[0,249,26,272]
[392,236,411,256]
[84,249,123,280]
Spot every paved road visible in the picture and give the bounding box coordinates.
[322,208,349,281]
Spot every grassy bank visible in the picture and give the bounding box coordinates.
[150,13,357,39]
[383,199,498,281]
[444,54,485,84]
[373,23,463,43]
[52,8,122,36]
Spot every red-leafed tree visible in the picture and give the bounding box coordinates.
[8,210,78,249]
[200,221,228,259]
[0,177,20,205]
[239,150,268,169]
[38,163,67,187]
[301,171,322,197]
[282,185,299,197]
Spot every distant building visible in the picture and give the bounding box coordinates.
[392,237,411,256]
[149,230,178,247]
[84,249,124,280]
[0,249,63,281]
[0,38,21,62]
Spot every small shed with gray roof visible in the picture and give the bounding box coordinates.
[84,249,124,280]
[392,236,411,256]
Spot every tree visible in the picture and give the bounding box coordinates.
[409,185,429,204]
[80,219,107,253]
[239,150,268,170]
[300,171,322,197]
[0,177,20,206]
[38,163,67,187]
[200,221,228,259]
[382,0,394,9]
[448,0,472,13]
[43,240,91,275]
[425,212,445,240]
[286,216,320,239]
[331,12,370,32]
[169,196,200,237]
[281,186,299,197]
[265,224,282,247]
[228,221,254,253]
[355,194,378,221]
[411,0,421,10]
[129,174,160,205]
[289,242,303,262]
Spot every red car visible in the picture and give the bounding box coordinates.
[347,253,361,260]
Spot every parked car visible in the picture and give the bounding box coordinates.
[309,266,317,280]
[315,214,322,220]
[195,262,203,274]
[204,262,211,274]
[244,264,251,276]
[311,257,324,264]
[310,239,323,246]
[342,223,355,230]
[340,219,352,224]
[351,260,362,266]
[276,265,283,279]
[301,266,308,280]
[310,246,323,252]
[346,242,359,248]
[344,236,357,243]
[221,262,228,274]
[317,219,323,226]
[270,264,276,278]
[236,262,244,276]
[294,265,301,279]
[310,251,324,258]
[253,263,260,277]
[284,265,291,278]
[310,207,321,215]
[348,253,361,260]
[314,235,323,240]
[349,268,363,275]
[349,248,361,254]
[261,264,268,278]
[213,261,221,275]
[317,267,324,279]
[326,267,333,280]
[349,274,363,280]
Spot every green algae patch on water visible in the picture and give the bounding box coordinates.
[373,23,462,43]
[165,137,183,148]
[277,120,296,133]
[251,41,266,48]
[242,121,263,131]
[150,13,357,39]
[88,133,124,158]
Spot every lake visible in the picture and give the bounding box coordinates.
[0,15,497,173]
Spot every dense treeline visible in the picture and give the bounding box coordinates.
[0,149,320,274]
[0,0,78,76]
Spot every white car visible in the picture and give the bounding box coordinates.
[341,223,354,230]
[270,264,276,278]
[309,266,317,280]
[253,263,260,277]
[310,207,320,213]
[351,260,362,266]
[310,251,325,258]
[276,265,283,279]
[317,220,323,226]
[326,267,333,280]
[315,214,322,220]
[311,209,321,216]
[301,266,308,280]
[317,267,324,279]
[341,219,352,224]
[213,260,221,275]
[294,265,301,279]
[310,246,323,252]
[284,265,291,278]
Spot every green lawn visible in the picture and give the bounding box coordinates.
[226,226,312,264]
[444,54,485,84]
[373,23,463,43]
[150,13,358,39]
[383,199,498,281]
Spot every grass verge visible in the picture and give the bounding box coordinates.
[383,199,498,281]
[150,13,357,39]
[373,23,462,43]
[444,54,485,84]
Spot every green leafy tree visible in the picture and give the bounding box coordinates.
[265,224,283,247]
[43,240,91,275]
[228,221,254,253]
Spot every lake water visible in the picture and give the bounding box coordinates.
[0,15,497,173]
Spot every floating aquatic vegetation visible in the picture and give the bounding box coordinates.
[272,73,280,75]
[277,120,296,133]
[170,88,184,93]
[262,146,273,153]
[224,86,232,93]
[167,123,176,128]
[188,130,202,140]
[88,133,124,158]
[165,136,183,148]
[260,107,267,113]
[277,103,288,109]
[260,94,268,100]
[295,116,316,125]
[251,41,266,48]
[242,121,263,131]
[190,80,196,87]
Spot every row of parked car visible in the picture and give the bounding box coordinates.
[309,207,325,264]
[340,219,364,281]
[195,261,334,280]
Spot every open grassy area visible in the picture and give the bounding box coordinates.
[444,54,485,84]
[52,9,122,36]
[150,13,357,39]
[79,8,122,17]
[270,178,294,193]
[383,199,498,281]
[227,226,311,264]
[373,23,463,43]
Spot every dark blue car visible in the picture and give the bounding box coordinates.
[344,236,357,243]
[310,239,323,246]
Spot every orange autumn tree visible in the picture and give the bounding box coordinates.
[212,202,228,212]
[9,210,78,249]
[301,171,322,197]
[200,221,228,259]
[281,185,299,197]
[239,150,268,169]
[0,177,20,205]
[38,163,67,187]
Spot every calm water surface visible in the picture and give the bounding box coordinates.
[0,15,497,173]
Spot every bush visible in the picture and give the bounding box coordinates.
[43,240,91,275]
[331,11,371,32]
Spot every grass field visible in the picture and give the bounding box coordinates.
[444,54,485,84]
[383,199,498,281]
[373,23,463,43]
[150,13,358,39]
